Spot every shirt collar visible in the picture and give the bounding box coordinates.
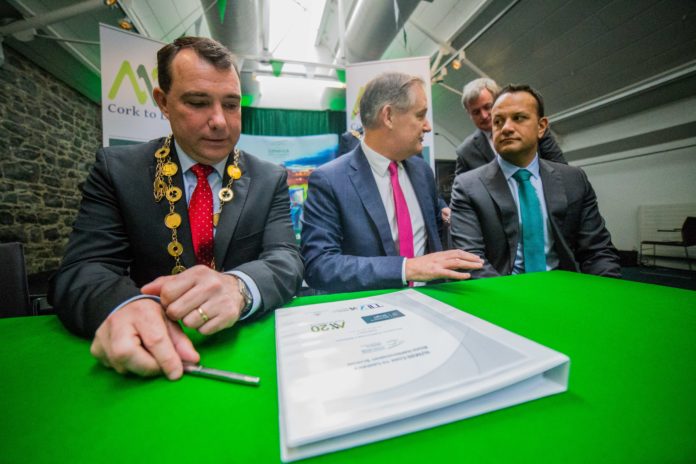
[174,140,227,178]
[361,140,397,177]
[497,153,540,181]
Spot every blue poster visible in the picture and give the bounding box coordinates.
[237,134,338,240]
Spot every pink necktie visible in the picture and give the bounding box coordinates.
[388,161,414,259]
[189,164,215,267]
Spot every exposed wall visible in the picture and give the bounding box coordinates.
[0,47,101,274]
[563,94,696,264]
[574,139,696,257]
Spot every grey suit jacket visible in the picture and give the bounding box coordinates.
[50,138,303,337]
[454,128,566,176]
[450,158,620,278]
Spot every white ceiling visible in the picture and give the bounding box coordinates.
[1,0,695,160]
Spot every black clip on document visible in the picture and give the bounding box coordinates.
[183,363,260,386]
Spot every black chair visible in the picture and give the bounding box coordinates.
[640,216,696,271]
[0,242,32,317]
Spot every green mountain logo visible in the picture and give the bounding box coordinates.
[108,60,158,105]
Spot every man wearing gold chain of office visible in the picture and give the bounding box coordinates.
[50,37,303,380]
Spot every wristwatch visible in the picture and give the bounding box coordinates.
[235,276,253,317]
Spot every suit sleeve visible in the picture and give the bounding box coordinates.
[301,169,404,292]
[454,142,468,176]
[539,129,567,164]
[232,169,303,312]
[50,149,142,338]
[572,170,621,277]
[449,175,501,278]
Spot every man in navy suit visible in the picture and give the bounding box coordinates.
[301,72,483,293]
[454,78,566,176]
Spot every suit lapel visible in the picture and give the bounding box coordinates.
[348,148,397,256]
[214,150,250,267]
[403,158,441,252]
[480,162,518,267]
[539,159,568,237]
[475,130,496,163]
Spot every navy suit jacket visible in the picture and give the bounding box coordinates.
[301,146,443,292]
[450,158,621,278]
[454,128,566,176]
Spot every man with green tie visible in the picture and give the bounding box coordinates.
[449,84,620,278]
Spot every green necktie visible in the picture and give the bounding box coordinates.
[512,169,546,273]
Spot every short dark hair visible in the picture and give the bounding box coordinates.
[157,36,238,93]
[495,84,545,117]
[359,72,425,129]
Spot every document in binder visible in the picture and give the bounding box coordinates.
[275,290,569,462]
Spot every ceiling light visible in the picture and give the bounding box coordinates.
[451,59,461,71]
[118,17,133,30]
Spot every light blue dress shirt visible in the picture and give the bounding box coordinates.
[111,141,260,319]
[496,154,559,274]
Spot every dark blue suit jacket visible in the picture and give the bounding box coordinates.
[301,146,443,292]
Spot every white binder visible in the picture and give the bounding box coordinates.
[275,290,569,462]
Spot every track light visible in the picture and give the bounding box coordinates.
[118,17,133,30]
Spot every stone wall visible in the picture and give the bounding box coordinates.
[0,46,101,274]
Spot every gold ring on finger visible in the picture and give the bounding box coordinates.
[197,307,209,323]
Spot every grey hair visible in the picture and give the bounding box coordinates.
[359,72,425,129]
[461,77,500,110]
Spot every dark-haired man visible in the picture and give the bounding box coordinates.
[450,84,620,278]
[301,72,482,293]
[454,78,566,176]
[51,37,302,379]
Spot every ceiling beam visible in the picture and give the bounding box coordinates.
[549,60,696,123]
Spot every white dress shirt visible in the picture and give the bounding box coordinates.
[361,141,426,285]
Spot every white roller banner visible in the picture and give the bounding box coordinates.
[345,57,435,170]
[100,24,168,147]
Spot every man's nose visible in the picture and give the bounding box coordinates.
[208,103,225,130]
[423,118,432,133]
[501,118,514,133]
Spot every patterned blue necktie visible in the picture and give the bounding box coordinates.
[512,169,546,273]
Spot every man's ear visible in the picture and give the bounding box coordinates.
[153,87,169,118]
[537,116,549,139]
[381,105,394,130]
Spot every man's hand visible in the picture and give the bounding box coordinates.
[141,265,245,335]
[405,249,483,282]
[90,298,200,380]
[441,207,452,223]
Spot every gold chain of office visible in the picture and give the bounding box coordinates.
[152,135,243,274]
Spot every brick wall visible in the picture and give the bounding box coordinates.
[0,46,101,274]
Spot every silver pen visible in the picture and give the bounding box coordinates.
[183,363,260,386]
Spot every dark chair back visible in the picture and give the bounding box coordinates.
[0,242,32,317]
[682,217,696,247]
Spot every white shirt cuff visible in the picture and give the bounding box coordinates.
[401,258,408,286]
[226,270,261,320]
